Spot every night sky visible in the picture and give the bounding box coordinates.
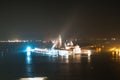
[0,0,120,40]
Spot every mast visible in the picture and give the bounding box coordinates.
[58,34,62,48]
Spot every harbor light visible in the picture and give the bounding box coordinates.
[26,46,31,52]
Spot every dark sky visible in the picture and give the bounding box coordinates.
[0,0,120,40]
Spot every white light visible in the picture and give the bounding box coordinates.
[65,55,69,59]
[26,50,31,57]
[19,77,47,80]
[59,50,69,56]
[88,50,91,56]
[26,55,31,64]
[73,45,81,54]
[26,46,31,52]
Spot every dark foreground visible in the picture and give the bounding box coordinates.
[0,52,120,80]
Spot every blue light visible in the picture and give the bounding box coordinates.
[26,46,31,52]
[26,52,31,64]
[27,51,31,56]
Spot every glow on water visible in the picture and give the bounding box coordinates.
[19,77,47,80]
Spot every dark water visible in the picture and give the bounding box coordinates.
[0,51,120,80]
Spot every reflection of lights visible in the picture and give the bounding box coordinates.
[88,56,91,63]
[19,77,48,80]
[26,64,32,73]
[88,50,91,56]
[116,49,119,53]
[65,55,69,59]
[27,51,31,56]
[73,55,81,63]
[109,47,120,54]
[119,53,120,56]
[96,48,101,53]
[87,50,91,62]
[112,51,115,56]
[27,57,30,61]
[26,51,31,64]
[26,51,32,77]
[27,56,31,64]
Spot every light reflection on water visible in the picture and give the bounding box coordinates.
[59,56,70,63]
[25,51,33,77]
[19,77,47,80]
[72,54,81,63]
[22,51,92,79]
[112,51,120,61]
[34,53,91,63]
[88,55,91,63]
[1,45,120,80]
[26,51,32,64]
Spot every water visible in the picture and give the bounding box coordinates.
[0,51,120,80]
